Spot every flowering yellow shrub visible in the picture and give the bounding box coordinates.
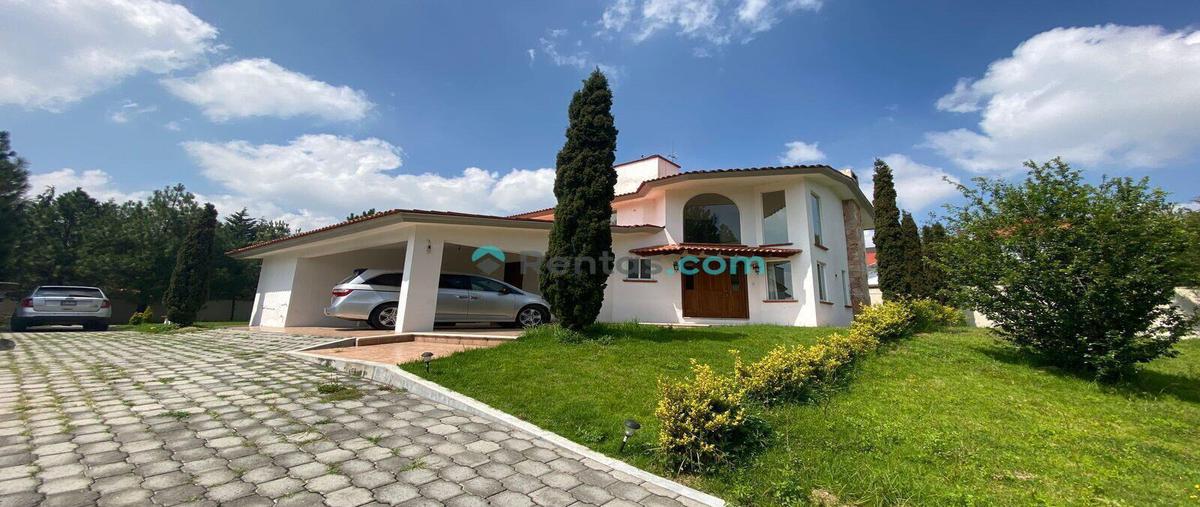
[908,298,964,331]
[733,330,880,404]
[655,361,760,471]
[656,299,958,468]
[850,300,917,342]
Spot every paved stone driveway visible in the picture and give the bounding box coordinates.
[0,329,696,507]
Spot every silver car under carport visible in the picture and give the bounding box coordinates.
[324,269,551,330]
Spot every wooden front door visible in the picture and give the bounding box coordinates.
[681,268,750,319]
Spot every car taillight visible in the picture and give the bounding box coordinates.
[101,300,111,308]
[332,289,354,297]
[20,298,32,308]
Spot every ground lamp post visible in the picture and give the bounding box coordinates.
[421,352,433,373]
[619,419,641,452]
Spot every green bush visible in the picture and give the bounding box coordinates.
[850,301,917,342]
[658,299,955,469]
[127,308,153,325]
[940,158,1193,379]
[909,298,964,332]
[732,331,878,405]
[655,361,765,472]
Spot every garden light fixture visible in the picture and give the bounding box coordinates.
[421,351,433,373]
[619,419,641,452]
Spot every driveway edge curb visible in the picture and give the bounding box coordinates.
[283,345,726,507]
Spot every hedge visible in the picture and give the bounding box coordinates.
[655,299,958,471]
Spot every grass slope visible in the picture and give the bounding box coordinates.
[404,325,1200,505]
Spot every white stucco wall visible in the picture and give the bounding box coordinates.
[246,172,868,330]
[602,175,865,327]
[249,256,299,328]
[614,157,680,195]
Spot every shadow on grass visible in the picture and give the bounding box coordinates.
[556,322,752,344]
[0,339,12,351]
[978,340,1200,404]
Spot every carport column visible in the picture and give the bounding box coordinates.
[394,226,445,333]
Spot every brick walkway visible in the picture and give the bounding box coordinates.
[0,329,696,506]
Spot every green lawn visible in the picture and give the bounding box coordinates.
[403,324,1200,506]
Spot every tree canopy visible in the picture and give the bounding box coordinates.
[540,69,619,331]
[872,159,905,300]
[939,158,1194,379]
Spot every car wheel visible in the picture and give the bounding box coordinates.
[368,303,398,330]
[516,305,548,328]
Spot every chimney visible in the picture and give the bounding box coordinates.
[614,155,681,194]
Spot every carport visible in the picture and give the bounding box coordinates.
[230,209,659,333]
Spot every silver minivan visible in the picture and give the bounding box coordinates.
[324,269,552,330]
[10,286,112,331]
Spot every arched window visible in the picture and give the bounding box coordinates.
[683,193,741,244]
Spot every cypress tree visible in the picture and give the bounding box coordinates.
[540,69,618,331]
[0,132,30,282]
[921,222,950,303]
[898,211,927,298]
[164,204,218,326]
[872,159,904,300]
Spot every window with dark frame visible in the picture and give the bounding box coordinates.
[766,261,793,300]
[816,262,829,302]
[762,190,788,245]
[809,192,824,246]
[626,258,653,280]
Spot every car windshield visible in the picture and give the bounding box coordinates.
[35,287,103,298]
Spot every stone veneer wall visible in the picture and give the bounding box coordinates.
[842,200,871,314]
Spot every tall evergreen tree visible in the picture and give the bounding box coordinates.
[898,211,927,298]
[540,69,618,331]
[872,159,904,300]
[164,204,219,325]
[0,132,29,281]
[921,222,950,302]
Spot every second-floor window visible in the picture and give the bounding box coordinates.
[684,193,741,244]
[762,191,788,245]
[809,192,824,246]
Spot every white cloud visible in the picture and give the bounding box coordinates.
[26,168,147,203]
[537,34,623,84]
[599,0,820,47]
[109,100,157,123]
[162,58,373,122]
[861,154,961,212]
[164,120,182,131]
[778,140,825,164]
[0,0,217,111]
[926,25,1200,173]
[182,135,558,228]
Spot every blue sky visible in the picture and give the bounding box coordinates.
[3,0,1198,230]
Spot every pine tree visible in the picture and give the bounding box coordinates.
[164,204,219,326]
[898,211,927,298]
[539,69,618,331]
[0,132,30,281]
[921,222,950,303]
[872,159,904,300]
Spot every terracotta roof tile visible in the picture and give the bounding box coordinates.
[629,242,802,258]
[227,208,659,256]
[511,164,852,218]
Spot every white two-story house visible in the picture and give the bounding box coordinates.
[232,155,874,332]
